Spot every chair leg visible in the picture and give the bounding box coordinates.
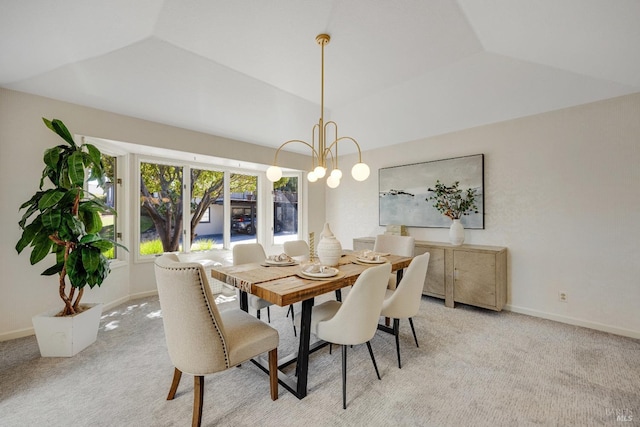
[290,305,297,337]
[167,367,182,400]
[342,345,348,409]
[409,317,419,348]
[394,318,402,369]
[256,309,261,320]
[267,306,271,323]
[365,341,381,380]
[268,348,279,401]
[193,376,204,427]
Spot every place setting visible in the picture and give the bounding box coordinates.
[352,249,390,265]
[296,261,344,280]
[261,253,298,267]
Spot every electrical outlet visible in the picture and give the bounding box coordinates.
[559,291,568,303]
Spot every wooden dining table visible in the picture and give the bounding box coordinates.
[210,252,413,399]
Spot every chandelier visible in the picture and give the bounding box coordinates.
[266,34,369,188]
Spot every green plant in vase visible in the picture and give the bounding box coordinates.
[16,118,126,317]
[427,180,478,245]
[427,180,478,220]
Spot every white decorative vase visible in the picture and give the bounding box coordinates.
[32,303,103,357]
[317,223,342,266]
[449,219,465,246]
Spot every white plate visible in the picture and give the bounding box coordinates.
[263,259,297,266]
[298,267,339,279]
[355,257,387,264]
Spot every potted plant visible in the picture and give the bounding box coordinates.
[427,180,478,245]
[16,118,125,356]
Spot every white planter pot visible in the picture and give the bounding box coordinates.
[449,219,465,246]
[32,303,103,357]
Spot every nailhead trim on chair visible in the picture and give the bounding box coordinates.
[161,262,231,368]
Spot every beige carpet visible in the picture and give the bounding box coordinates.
[1,292,638,426]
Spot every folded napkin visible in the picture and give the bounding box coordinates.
[358,250,389,260]
[267,253,294,263]
[302,264,328,274]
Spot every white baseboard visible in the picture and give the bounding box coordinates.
[0,326,35,342]
[0,291,159,342]
[504,304,640,339]
[101,291,158,311]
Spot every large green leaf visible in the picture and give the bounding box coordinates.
[65,215,85,238]
[81,247,101,273]
[85,144,102,169]
[89,240,114,252]
[29,233,53,265]
[19,191,43,210]
[18,197,42,228]
[41,210,62,230]
[87,257,110,288]
[79,233,102,244]
[43,118,75,147]
[67,152,85,187]
[43,147,61,169]
[15,220,42,253]
[66,250,86,288]
[81,198,115,214]
[41,261,64,276]
[79,209,102,234]
[38,189,65,209]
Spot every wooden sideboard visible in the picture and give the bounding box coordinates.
[353,237,507,311]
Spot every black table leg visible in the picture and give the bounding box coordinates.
[249,297,329,399]
[239,291,248,312]
[295,298,314,398]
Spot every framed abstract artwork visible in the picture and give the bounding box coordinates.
[379,154,484,229]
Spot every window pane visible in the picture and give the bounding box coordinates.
[88,153,117,259]
[190,168,224,251]
[230,173,258,247]
[273,176,299,245]
[139,162,183,255]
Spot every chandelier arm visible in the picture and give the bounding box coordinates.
[324,121,339,169]
[324,136,364,164]
[321,148,336,170]
[272,139,320,166]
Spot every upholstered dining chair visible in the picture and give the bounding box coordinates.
[373,234,415,290]
[300,262,391,409]
[379,251,430,369]
[283,239,310,261]
[154,254,279,427]
[233,243,273,322]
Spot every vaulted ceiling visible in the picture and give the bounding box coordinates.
[2,0,639,154]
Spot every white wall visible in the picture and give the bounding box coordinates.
[328,93,640,338]
[3,88,637,340]
[0,88,323,340]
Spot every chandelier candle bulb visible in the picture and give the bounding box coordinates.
[266,34,369,189]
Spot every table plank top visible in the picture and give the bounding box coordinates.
[211,254,412,306]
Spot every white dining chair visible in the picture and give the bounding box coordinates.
[283,240,310,261]
[373,234,415,290]
[379,251,430,369]
[154,254,279,427]
[233,243,273,321]
[301,262,391,409]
